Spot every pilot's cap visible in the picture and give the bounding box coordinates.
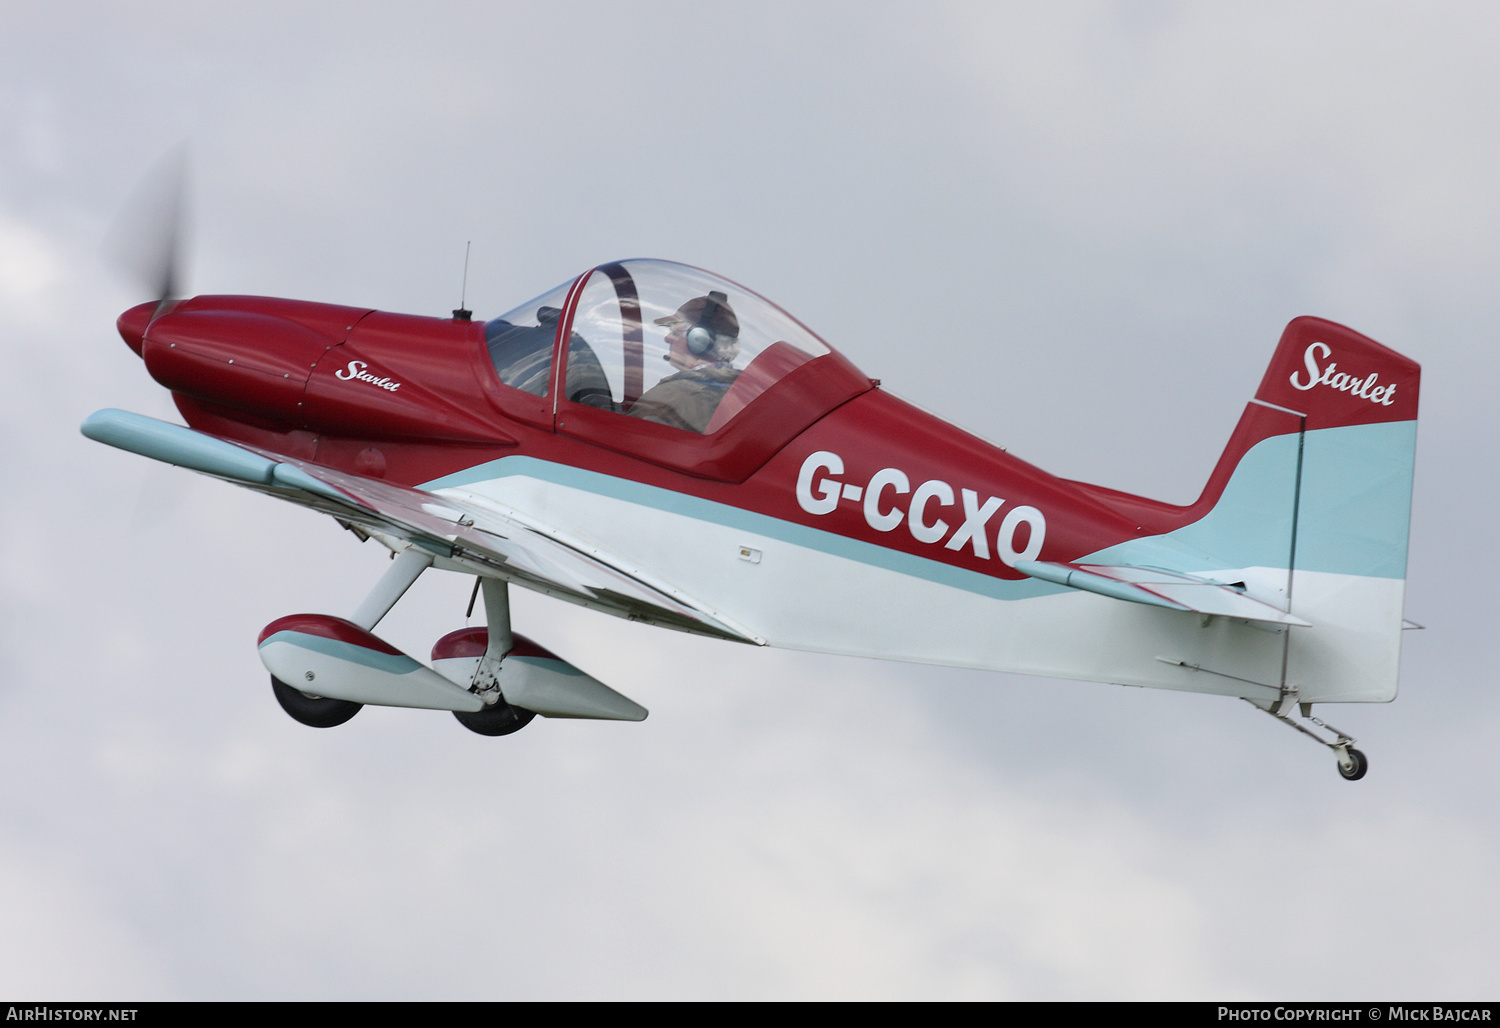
[654,290,740,339]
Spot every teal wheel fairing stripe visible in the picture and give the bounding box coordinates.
[259,630,425,675]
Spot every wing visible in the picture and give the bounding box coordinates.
[82,409,762,643]
[1012,559,1311,627]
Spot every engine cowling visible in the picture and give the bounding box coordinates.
[136,297,365,427]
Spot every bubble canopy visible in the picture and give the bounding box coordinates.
[485,260,872,481]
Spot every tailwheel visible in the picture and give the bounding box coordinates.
[1252,694,1369,782]
[271,676,362,728]
[1337,747,1368,781]
[454,700,536,737]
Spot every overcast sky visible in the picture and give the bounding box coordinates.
[1,1,1497,999]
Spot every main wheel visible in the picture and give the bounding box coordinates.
[1337,747,1368,781]
[271,676,362,728]
[454,701,536,737]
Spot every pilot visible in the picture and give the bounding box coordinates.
[628,290,741,433]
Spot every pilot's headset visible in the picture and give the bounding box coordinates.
[685,291,731,357]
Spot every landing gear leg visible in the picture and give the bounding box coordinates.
[350,547,432,630]
[1249,690,1369,780]
[453,578,536,737]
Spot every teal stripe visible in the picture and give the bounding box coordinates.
[259,630,423,675]
[1083,420,1416,578]
[423,457,1061,601]
[422,418,1415,601]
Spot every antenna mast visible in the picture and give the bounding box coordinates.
[453,240,473,321]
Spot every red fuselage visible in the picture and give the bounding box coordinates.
[120,293,1240,583]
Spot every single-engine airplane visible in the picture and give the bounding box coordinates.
[84,256,1420,778]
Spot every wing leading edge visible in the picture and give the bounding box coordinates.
[81,409,762,644]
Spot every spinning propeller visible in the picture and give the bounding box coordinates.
[106,147,190,317]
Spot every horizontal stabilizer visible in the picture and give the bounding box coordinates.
[1013,561,1311,627]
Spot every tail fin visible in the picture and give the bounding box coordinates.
[1256,316,1420,430]
[1197,318,1421,702]
[1195,317,1420,521]
[1077,318,1420,702]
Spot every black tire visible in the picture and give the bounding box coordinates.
[454,701,536,737]
[1337,748,1368,781]
[271,676,362,728]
